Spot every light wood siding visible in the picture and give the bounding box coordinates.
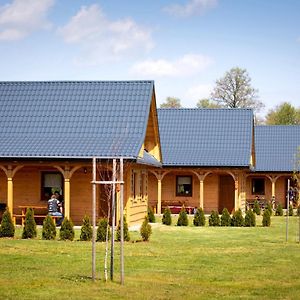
[203,174,219,213]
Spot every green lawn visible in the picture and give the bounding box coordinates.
[1,216,300,300]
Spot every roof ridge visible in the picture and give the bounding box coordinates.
[158,108,253,111]
[0,80,154,84]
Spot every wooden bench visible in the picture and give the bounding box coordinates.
[13,214,62,226]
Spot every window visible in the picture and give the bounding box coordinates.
[41,172,63,201]
[252,178,265,195]
[176,176,192,197]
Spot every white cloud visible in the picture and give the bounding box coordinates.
[185,83,213,101]
[58,4,154,65]
[164,0,217,17]
[130,54,213,77]
[0,0,54,41]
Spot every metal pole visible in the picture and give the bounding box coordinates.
[120,158,124,285]
[286,179,290,242]
[110,159,116,281]
[92,157,97,281]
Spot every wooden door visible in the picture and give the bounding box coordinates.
[219,175,235,213]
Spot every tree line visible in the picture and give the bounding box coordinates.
[160,67,300,125]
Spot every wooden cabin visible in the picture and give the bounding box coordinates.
[149,108,255,214]
[0,81,161,226]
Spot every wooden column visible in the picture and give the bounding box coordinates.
[7,176,13,214]
[199,179,204,209]
[157,178,162,215]
[64,178,70,219]
[271,180,276,198]
[234,179,239,211]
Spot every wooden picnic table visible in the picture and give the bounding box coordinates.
[14,205,49,225]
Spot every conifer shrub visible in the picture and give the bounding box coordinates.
[22,208,37,239]
[208,210,220,226]
[288,204,294,216]
[148,207,156,223]
[140,217,152,241]
[220,208,231,227]
[193,208,205,226]
[275,203,283,216]
[59,218,75,241]
[231,209,244,227]
[266,202,273,216]
[42,215,56,240]
[244,209,256,227]
[116,216,130,242]
[177,206,188,226]
[80,215,92,241]
[297,205,300,216]
[96,218,110,242]
[0,208,15,238]
[262,209,271,227]
[253,200,261,215]
[162,207,172,225]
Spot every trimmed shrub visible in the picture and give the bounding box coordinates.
[22,208,37,239]
[253,200,261,215]
[59,218,75,241]
[297,205,300,216]
[97,218,110,242]
[80,215,92,241]
[193,208,205,226]
[209,210,220,226]
[162,207,172,226]
[244,209,256,227]
[148,207,155,223]
[177,206,188,226]
[266,202,273,216]
[42,215,56,240]
[220,208,231,227]
[116,216,130,242]
[288,204,294,216]
[275,203,283,216]
[231,209,244,227]
[140,217,152,241]
[262,209,271,227]
[0,209,15,238]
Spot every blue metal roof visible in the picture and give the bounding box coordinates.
[0,81,154,159]
[158,108,254,167]
[255,125,300,172]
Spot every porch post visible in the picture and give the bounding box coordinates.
[234,179,239,211]
[271,180,276,198]
[157,178,162,215]
[64,178,70,219]
[199,178,204,209]
[7,177,13,214]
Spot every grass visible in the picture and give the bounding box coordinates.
[0,216,300,299]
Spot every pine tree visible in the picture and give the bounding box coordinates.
[0,208,15,238]
[22,208,37,239]
[266,202,273,216]
[262,209,271,227]
[297,205,300,216]
[162,207,172,225]
[116,216,130,242]
[231,209,244,227]
[147,207,156,223]
[97,218,110,242]
[140,217,152,241]
[177,206,188,226]
[42,215,56,240]
[59,218,75,241]
[253,200,261,215]
[193,208,205,226]
[80,215,92,241]
[220,208,231,226]
[275,203,283,216]
[209,210,220,226]
[244,209,256,227]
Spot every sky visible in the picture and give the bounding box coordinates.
[0,0,299,116]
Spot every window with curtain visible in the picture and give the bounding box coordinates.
[176,176,192,196]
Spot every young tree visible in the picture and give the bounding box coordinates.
[220,208,231,226]
[244,209,256,227]
[209,210,220,226]
[265,102,300,125]
[211,67,263,112]
[196,98,222,109]
[97,218,110,242]
[147,207,156,223]
[80,215,92,241]
[59,218,75,241]
[160,97,182,108]
[140,217,152,241]
[231,209,244,227]
[42,215,56,240]
[193,207,206,226]
[116,216,130,242]
[0,208,15,238]
[162,207,172,225]
[22,208,37,239]
[177,206,188,226]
